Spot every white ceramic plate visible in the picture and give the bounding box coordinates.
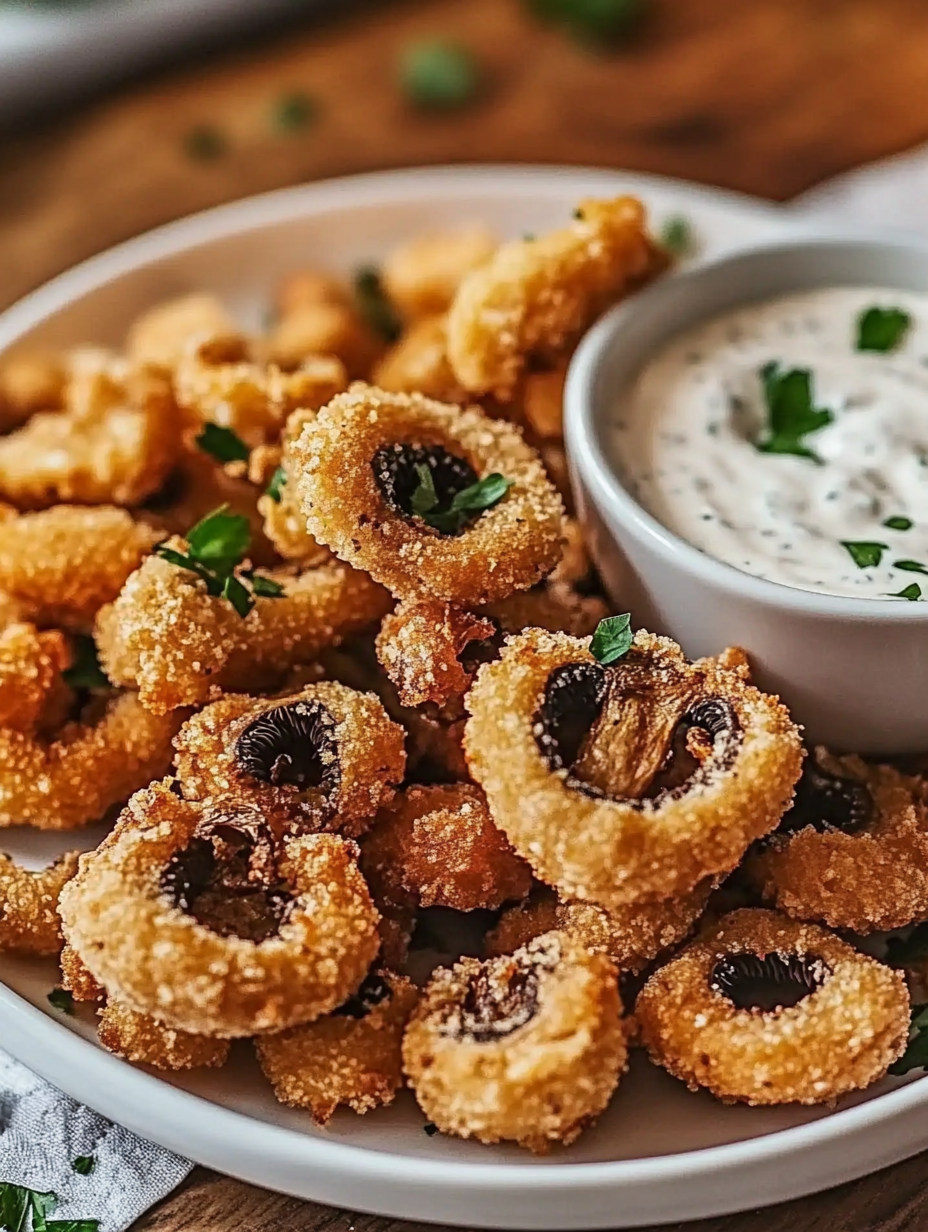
[1,166,923,1230]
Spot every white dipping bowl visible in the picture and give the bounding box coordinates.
[565,238,928,756]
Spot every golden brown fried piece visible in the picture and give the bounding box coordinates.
[0,693,184,830]
[0,359,180,509]
[97,1001,231,1071]
[636,909,910,1106]
[376,599,494,708]
[0,624,72,733]
[292,385,564,606]
[256,969,418,1124]
[522,360,568,441]
[96,547,390,713]
[446,197,665,400]
[403,933,626,1152]
[0,851,79,954]
[267,274,382,377]
[745,750,928,934]
[174,333,347,447]
[381,227,496,321]
[174,683,406,838]
[0,507,160,633]
[372,315,466,403]
[126,293,236,367]
[0,351,66,431]
[61,942,105,1002]
[364,784,532,913]
[254,409,332,566]
[59,783,381,1036]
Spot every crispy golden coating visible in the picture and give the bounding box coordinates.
[97,547,390,712]
[485,583,607,640]
[274,270,352,317]
[381,227,496,321]
[376,599,494,708]
[97,1001,231,1071]
[254,409,332,566]
[446,197,664,400]
[0,851,79,954]
[174,334,348,448]
[522,361,567,441]
[403,932,626,1151]
[60,942,105,1002]
[745,750,928,934]
[486,880,713,973]
[256,969,418,1124]
[0,507,160,633]
[268,300,381,377]
[292,385,564,605]
[59,783,381,1036]
[636,909,910,1106]
[465,629,802,907]
[372,316,466,404]
[0,351,66,431]
[174,683,406,838]
[0,693,183,830]
[0,624,72,733]
[0,360,180,510]
[371,783,532,912]
[126,294,236,367]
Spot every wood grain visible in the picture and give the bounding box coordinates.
[3,1,928,1227]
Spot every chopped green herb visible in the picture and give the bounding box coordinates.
[886,922,928,967]
[29,1192,58,1232]
[522,233,536,242]
[841,541,888,569]
[888,582,923,601]
[526,0,646,46]
[411,471,514,534]
[45,1222,100,1232]
[154,507,282,618]
[195,423,250,464]
[589,613,633,664]
[890,1004,928,1075]
[400,41,481,111]
[572,208,584,220]
[856,306,912,353]
[894,560,928,575]
[70,1158,94,1178]
[755,363,833,462]
[423,1122,439,1136]
[248,574,285,599]
[353,265,402,343]
[0,1182,32,1232]
[184,125,226,162]
[62,636,108,691]
[265,465,287,503]
[659,215,695,258]
[883,515,913,532]
[273,90,319,133]
[47,987,74,1015]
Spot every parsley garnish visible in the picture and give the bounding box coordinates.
[70,1158,94,1178]
[47,987,74,1015]
[888,583,923,601]
[353,266,402,344]
[659,215,695,258]
[273,91,319,133]
[155,507,282,618]
[890,1004,928,1075]
[856,306,912,353]
[841,541,888,569]
[894,560,928,575]
[410,466,514,534]
[883,515,913,531]
[62,637,108,691]
[195,423,249,464]
[755,363,833,462]
[0,1184,85,1232]
[526,0,646,47]
[46,1224,100,1232]
[265,466,287,503]
[399,41,481,110]
[589,613,633,664]
[183,125,226,162]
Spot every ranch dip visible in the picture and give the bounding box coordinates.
[610,286,928,599]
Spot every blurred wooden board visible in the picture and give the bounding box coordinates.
[1,0,928,311]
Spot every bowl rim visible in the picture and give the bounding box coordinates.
[565,234,928,622]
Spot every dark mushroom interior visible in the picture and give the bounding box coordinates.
[450,961,541,1043]
[161,811,291,942]
[534,655,742,805]
[776,757,873,836]
[334,970,393,1019]
[372,442,478,535]
[709,951,830,1013]
[234,701,341,800]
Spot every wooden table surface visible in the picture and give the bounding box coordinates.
[2,0,928,1228]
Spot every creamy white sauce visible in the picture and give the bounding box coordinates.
[610,286,928,598]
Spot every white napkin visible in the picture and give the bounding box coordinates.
[3,139,928,1232]
[0,1051,191,1230]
